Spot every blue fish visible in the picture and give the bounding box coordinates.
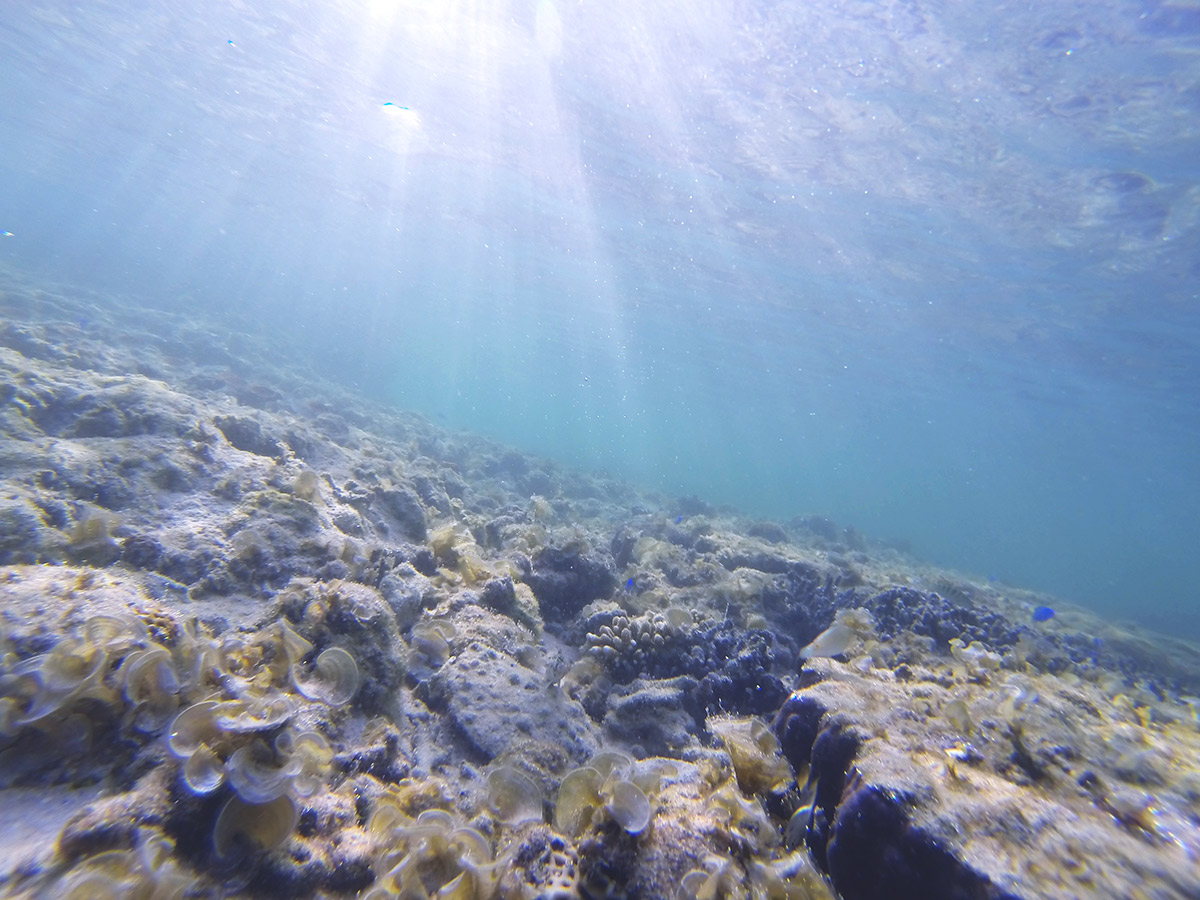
[625,577,635,591]
[1032,606,1056,623]
[674,515,683,524]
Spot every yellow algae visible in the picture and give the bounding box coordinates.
[213,793,299,861]
[554,767,603,837]
[708,714,793,794]
[605,779,651,834]
[293,646,360,706]
[943,698,974,735]
[486,765,544,825]
[182,743,225,795]
[278,729,335,797]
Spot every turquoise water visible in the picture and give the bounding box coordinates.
[2,0,1198,634]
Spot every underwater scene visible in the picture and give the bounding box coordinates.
[2,1,1200,899]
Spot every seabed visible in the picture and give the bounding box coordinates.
[1,277,1198,900]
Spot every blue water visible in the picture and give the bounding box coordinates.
[2,0,1198,635]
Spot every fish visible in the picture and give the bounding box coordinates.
[1031,606,1056,623]
[799,623,857,660]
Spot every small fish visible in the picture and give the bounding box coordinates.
[785,803,815,847]
[1031,606,1056,623]
[674,515,683,524]
[799,623,857,660]
[785,771,819,846]
[1,231,13,237]
[624,577,634,591]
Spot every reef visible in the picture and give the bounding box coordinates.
[2,276,1199,900]
[774,643,1200,900]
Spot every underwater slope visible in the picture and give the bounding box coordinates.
[1,275,1199,899]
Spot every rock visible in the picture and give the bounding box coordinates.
[428,643,599,763]
[603,677,698,756]
[0,498,54,563]
[372,484,427,542]
[747,521,790,543]
[213,414,283,457]
[523,545,617,622]
[773,656,1200,900]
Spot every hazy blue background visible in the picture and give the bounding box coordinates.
[2,0,1198,634]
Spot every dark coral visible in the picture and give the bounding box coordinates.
[760,563,855,652]
[827,782,1018,900]
[716,548,793,574]
[746,520,789,543]
[686,622,788,718]
[864,587,1023,651]
[121,533,165,569]
[773,692,1020,900]
[585,613,788,721]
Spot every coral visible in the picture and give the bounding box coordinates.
[580,611,788,723]
[6,285,1200,900]
[584,609,695,682]
[214,413,285,457]
[865,586,1022,652]
[603,678,698,756]
[499,825,580,900]
[760,565,853,652]
[476,576,542,635]
[426,642,599,764]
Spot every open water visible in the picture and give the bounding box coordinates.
[2,0,1198,635]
